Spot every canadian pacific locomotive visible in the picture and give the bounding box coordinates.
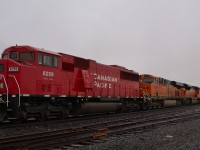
[0,45,199,122]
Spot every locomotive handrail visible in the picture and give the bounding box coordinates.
[9,75,21,107]
[0,74,9,107]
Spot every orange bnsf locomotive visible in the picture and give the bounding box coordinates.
[0,45,199,122]
[140,74,200,109]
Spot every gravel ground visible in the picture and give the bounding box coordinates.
[0,112,140,137]
[1,105,200,150]
[0,107,174,138]
[74,117,200,150]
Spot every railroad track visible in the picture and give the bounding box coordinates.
[1,105,200,149]
[0,105,197,129]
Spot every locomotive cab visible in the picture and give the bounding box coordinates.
[0,45,62,122]
[140,74,171,98]
[0,46,38,121]
[2,50,35,66]
[139,74,154,97]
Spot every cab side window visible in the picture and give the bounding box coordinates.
[53,56,58,67]
[38,54,43,65]
[43,55,52,66]
[2,54,8,59]
[10,52,18,60]
[38,54,58,67]
[155,79,158,84]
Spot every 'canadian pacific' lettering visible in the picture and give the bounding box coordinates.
[92,73,118,89]
[93,73,118,82]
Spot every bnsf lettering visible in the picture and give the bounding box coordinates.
[43,71,54,77]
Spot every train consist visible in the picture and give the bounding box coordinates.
[0,45,199,122]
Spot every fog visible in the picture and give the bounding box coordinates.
[0,0,200,86]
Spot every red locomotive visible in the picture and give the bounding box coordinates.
[0,45,140,122]
[0,45,199,122]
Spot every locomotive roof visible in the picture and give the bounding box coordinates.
[171,81,184,86]
[59,52,139,74]
[4,45,61,56]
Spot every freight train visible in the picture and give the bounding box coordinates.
[0,45,199,122]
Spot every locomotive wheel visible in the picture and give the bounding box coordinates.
[36,110,50,121]
[0,103,7,122]
[19,110,28,122]
[59,107,69,119]
[36,114,45,121]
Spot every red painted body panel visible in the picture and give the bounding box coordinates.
[0,46,139,98]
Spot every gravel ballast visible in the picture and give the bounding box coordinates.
[1,106,200,150]
[75,117,200,150]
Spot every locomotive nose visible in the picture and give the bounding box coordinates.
[0,64,4,72]
[0,64,4,83]
[0,63,7,93]
[0,62,7,122]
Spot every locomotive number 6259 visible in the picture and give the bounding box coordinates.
[43,71,54,77]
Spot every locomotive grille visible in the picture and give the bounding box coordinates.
[42,84,45,92]
[120,71,139,81]
[47,84,51,92]
[74,57,89,69]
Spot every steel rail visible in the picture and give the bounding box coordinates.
[0,105,200,149]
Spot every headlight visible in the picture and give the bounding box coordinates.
[0,83,3,88]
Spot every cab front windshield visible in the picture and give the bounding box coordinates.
[2,51,34,62]
[141,77,154,84]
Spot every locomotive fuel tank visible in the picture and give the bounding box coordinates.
[163,100,177,107]
[79,102,122,114]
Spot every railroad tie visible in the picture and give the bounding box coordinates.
[92,128,108,140]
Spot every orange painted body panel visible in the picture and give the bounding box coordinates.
[140,74,200,100]
[140,74,171,98]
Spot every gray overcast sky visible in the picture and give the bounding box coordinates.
[0,0,200,86]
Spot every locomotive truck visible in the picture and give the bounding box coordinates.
[0,45,199,122]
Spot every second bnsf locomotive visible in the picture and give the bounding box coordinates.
[0,45,199,122]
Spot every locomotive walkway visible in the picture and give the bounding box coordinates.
[0,105,200,149]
